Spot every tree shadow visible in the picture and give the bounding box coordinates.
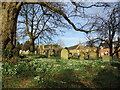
[110,61,120,70]
[39,69,91,88]
[92,68,120,88]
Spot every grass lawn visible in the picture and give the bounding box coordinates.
[2,56,120,88]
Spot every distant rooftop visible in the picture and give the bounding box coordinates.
[67,43,96,50]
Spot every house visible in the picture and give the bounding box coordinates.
[38,44,62,56]
[99,41,120,58]
[67,43,97,57]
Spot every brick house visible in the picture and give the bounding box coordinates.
[67,43,97,57]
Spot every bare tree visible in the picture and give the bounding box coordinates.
[86,2,120,57]
[1,2,109,58]
[57,39,65,48]
[17,4,67,53]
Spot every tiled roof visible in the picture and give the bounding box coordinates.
[68,44,97,50]
[67,44,78,50]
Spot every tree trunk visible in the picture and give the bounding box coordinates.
[29,38,35,53]
[109,40,113,57]
[2,2,21,59]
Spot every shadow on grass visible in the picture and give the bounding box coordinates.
[38,69,90,88]
[111,62,120,70]
[92,68,120,88]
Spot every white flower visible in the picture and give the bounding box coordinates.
[74,68,79,71]
[34,76,40,81]
[69,64,73,66]
[36,68,42,72]
[101,65,105,68]
[92,65,95,67]
[113,67,117,69]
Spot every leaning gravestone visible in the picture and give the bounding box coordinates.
[89,51,97,60]
[61,49,69,60]
[102,55,112,62]
[74,53,78,58]
[50,50,54,56]
[118,52,120,58]
[46,50,51,58]
[84,52,89,60]
[79,53,84,60]
[22,51,26,54]
[26,50,30,54]
[34,51,37,54]
[19,50,23,54]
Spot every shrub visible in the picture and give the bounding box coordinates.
[2,49,13,59]
[39,54,47,58]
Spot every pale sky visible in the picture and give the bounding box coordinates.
[52,4,106,47]
[17,2,116,47]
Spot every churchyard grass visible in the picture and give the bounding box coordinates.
[2,56,120,88]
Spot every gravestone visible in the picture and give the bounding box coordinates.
[25,50,30,54]
[22,51,26,54]
[102,55,112,61]
[73,53,78,58]
[84,52,89,60]
[46,50,51,58]
[79,53,84,60]
[19,50,23,54]
[35,51,37,54]
[69,53,73,58]
[89,51,97,60]
[118,52,120,58]
[50,50,54,56]
[61,49,69,60]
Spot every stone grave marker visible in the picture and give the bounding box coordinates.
[35,51,37,54]
[79,53,84,60]
[46,50,51,58]
[118,51,120,58]
[50,49,54,56]
[69,53,73,58]
[89,51,97,60]
[73,53,78,58]
[26,50,30,54]
[102,55,112,61]
[61,49,69,60]
[84,52,89,60]
[19,50,23,54]
[22,51,26,54]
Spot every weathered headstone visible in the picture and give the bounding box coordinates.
[102,55,112,61]
[22,51,26,54]
[118,51,120,58]
[73,53,78,58]
[19,50,23,54]
[84,52,89,60]
[69,53,73,58]
[79,53,84,60]
[46,50,51,58]
[50,50,54,56]
[89,51,97,60]
[61,49,69,60]
[35,51,37,54]
[25,50,30,54]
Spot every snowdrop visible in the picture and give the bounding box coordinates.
[34,76,40,81]
[101,65,105,69]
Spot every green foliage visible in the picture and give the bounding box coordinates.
[44,45,49,48]
[2,49,13,59]
[48,56,60,59]
[39,54,47,58]
[21,41,30,51]
[53,44,59,47]
[93,68,120,88]
[2,58,120,88]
